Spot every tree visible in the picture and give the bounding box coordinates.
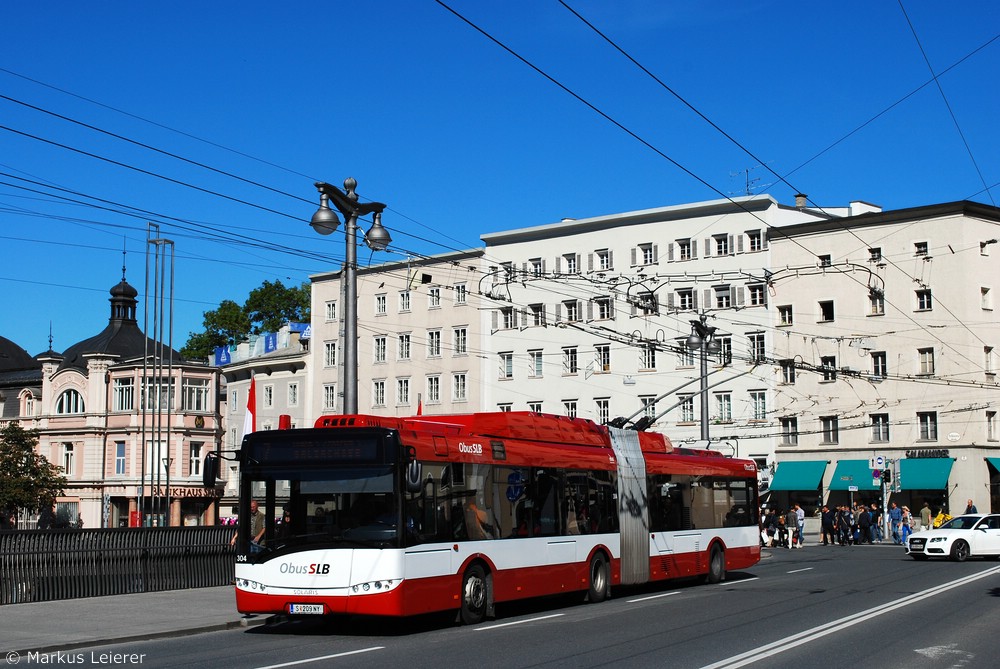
[181,299,252,361]
[244,280,310,333]
[0,423,66,522]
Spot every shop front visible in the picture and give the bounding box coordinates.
[896,457,954,516]
[827,459,881,508]
[766,460,829,515]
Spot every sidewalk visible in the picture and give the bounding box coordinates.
[4,586,264,655]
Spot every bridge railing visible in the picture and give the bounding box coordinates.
[0,526,234,605]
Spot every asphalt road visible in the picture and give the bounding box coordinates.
[43,546,1000,669]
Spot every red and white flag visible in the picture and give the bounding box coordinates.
[242,375,256,439]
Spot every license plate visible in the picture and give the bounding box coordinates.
[289,604,324,615]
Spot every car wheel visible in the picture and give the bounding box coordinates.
[950,540,970,562]
[704,545,726,584]
[586,552,609,603]
[459,564,489,625]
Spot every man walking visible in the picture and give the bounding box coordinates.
[794,504,805,548]
[919,502,932,531]
[889,502,903,544]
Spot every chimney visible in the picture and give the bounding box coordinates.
[794,193,808,208]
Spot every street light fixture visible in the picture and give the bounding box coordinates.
[310,178,390,414]
[687,313,722,442]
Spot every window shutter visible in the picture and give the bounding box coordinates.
[588,253,594,272]
[587,300,594,321]
[763,233,769,250]
[652,244,658,262]
[668,243,674,261]
[541,259,546,274]
[704,239,711,256]
[631,248,637,266]
[512,309,518,328]
[692,242,698,259]
[728,235,735,254]
[522,262,528,274]
[608,250,614,268]
[555,256,562,273]
[630,300,637,317]
[735,286,743,306]
[609,299,615,319]
[667,293,675,309]
[704,289,712,307]
[577,300,583,320]
[737,235,744,253]
[555,303,562,321]
[575,254,581,272]
[492,310,499,331]
[692,290,699,310]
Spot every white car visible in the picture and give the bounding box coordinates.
[906,513,1000,561]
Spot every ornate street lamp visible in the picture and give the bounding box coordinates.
[310,178,390,414]
[687,313,722,442]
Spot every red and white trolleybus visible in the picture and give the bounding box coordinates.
[213,411,760,623]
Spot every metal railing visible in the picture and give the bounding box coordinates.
[0,527,234,605]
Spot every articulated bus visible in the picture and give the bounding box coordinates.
[211,412,760,624]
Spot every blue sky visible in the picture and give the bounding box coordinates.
[1,1,998,354]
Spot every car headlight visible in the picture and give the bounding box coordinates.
[929,537,947,543]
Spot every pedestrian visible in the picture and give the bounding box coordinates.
[837,505,854,546]
[964,499,978,514]
[888,502,903,544]
[794,503,805,548]
[821,505,836,546]
[764,508,778,547]
[919,502,932,532]
[857,503,872,544]
[784,508,798,548]
[869,503,883,543]
[901,506,913,542]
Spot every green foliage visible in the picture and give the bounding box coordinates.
[182,281,311,360]
[0,423,67,519]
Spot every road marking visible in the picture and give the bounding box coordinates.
[787,567,813,574]
[628,591,681,602]
[475,613,564,630]
[701,565,1000,669]
[254,647,384,669]
[718,577,759,585]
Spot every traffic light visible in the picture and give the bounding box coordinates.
[882,469,892,484]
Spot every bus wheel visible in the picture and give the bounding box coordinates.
[460,564,488,625]
[586,553,609,603]
[704,546,726,584]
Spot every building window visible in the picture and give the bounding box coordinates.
[398,334,411,360]
[115,442,126,476]
[427,330,441,357]
[529,257,543,277]
[453,327,467,355]
[529,350,544,377]
[454,282,467,304]
[325,300,337,322]
[679,394,694,422]
[287,382,298,407]
[872,351,888,378]
[821,356,837,382]
[818,254,832,267]
[988,410,998,441]
[500,307,515,329]
[563,347,579,375]
[594,297,613,320]
[918,348,935,375]
[563,253,578,274]
[453,373,467,401]
[262,384,274,409]
[230,391,237,412]
[715,336,732,366]
[323,384,337,411]
[529,303,545,326]
[748,284,766,307]
[190,443,202,477]
[595,344,610,373]
[986,346,995,375]
[562,300,580,322]
[498,403,512,413]
[678,239,693,260]
[596,249,611,271]
[563,400,577,418]
[916,289,933,311]
[780,360,796,384]
[748,333,765,362]
[639,243,657,265]
[747,230,762,252]
[596,398,610,424]
[374,336,387,363]
[63,443,74,475]
[715,286,732,309]
[914,241,929,256]
[427,375,440,403]
[375,294,387,315]
[780,417,798,445]
[640,344,656,371]
[528,401,542,412]
[637,292,658,316]
[871,413,890,442]
[372,380,386,407]
[819,300,835,322]
[869,247,882,263]
[142,378,175,411]
[500,262,515,281]
[982,287,993,310]
[56,389,85,415]
[499,352,513,379]
[917,412,937,440]
[677,289,694,311]
[396,378,411,406]
[324,341,337,367]
[870,290,885,316]
[715,393,732,423]
[640,396,656,421]
[676,339,694,367]
[428,287,441,308]
[821,416,839,444]
[398,291,411,312]
[183,378,210,412]
[113,378,134,412]
[714,234,730,256]
[778,305,793,326]
[750,391,766,420]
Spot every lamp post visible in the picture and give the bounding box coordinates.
[310,178,391,414]
[687,313,721,442]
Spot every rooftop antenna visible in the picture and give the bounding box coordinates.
[729,163,774,196]
[48,321,53,352]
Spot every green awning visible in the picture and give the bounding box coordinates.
[768,460,828,491]
[899,458,953,490]
[828,459,881,491]
[987,457,1000,473]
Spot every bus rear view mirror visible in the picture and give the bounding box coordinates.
[203,452,220,487]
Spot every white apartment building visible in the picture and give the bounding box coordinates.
[479,195,848,473]
[309,250,487,419]
[768,201,1000,514]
